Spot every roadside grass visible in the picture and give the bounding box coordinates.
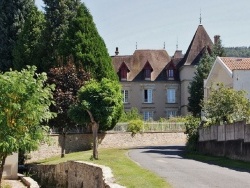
[36,148,171,188]
[185,152,250,171]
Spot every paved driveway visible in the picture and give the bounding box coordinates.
[129,145,250,188]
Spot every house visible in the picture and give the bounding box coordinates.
[112,24,215,120]
[204,57,250,101]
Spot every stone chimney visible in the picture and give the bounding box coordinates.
[115,47,119,56]
[214,35,220,44]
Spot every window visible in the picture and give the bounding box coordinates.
[120,68,127,81]
[121,90,128,103]
[145,69,151,80]
[167,89,176,103]
[166,110,177,118]
[144,89,153,103]
[143,111,154,121]
[167,69,174,78]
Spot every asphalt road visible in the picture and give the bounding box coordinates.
[128,145,250,188]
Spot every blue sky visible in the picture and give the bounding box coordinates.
[35,0,250,56]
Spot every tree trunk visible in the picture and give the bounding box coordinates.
[0,154,8,185]
[86,110,99,160]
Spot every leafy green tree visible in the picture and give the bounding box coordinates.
[59,3,117,81]
[0,0,35,72]
[68,79,123,159]
[188,51,214,117]
[41,0,81,71]
[13,6,45,71]
[202,84,250,124]
[119,108,142,122]
[0,66,55,184]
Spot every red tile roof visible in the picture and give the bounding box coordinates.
[220,57,250,70]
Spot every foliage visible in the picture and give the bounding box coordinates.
[59,3,117,81]
[40,0,81,71]
[202,83,250,124]
[13,6,45,72]
[159,116,187,123]
[184,116,200,151]
[119,108,142,122]
[188,51,214,117]
[127,119,144,136]
[225,46,250,57]
[46,63,90,131]
[0,66,55,183]
[69,79,123,131]
[0,0,35,72]
[212,38,226,57]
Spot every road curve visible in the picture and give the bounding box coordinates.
[128,145,250,188]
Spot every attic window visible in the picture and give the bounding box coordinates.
[167,69,174,80]
[120,68,128,81]
[145,69,151,80]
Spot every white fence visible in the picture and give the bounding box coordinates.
[110,122,186,133]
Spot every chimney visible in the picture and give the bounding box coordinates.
[214,35,220,44]
[115,47,119,55]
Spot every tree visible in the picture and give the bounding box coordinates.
[46,63,90,131]
[202,84,250,124]
[13,6,45,72]
[0,66,55,184]
[59,3,117,81]
[0,0,35,72]
[68,79,123,159]
[188,50,214,117]
[213,37,226,57]
[41,0,81,71]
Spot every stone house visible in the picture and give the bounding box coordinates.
[112,24,215,120]
[204,57,250,101]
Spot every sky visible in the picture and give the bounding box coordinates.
[35,0,250,56]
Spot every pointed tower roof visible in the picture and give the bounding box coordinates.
[179,25,213,67]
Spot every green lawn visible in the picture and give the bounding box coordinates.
[37,148,171,188]
[185,152,250,171]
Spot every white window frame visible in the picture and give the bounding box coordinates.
[143,111,154,121]
[122,90,128,103]
[167,88,176,103]
[143,89,153,103]
[166,110,177,118]
[168,69,174,78]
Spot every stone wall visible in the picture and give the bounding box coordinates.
[27,132,186,163]
[29,161,124,188]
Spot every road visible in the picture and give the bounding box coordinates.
[128,145,250,188]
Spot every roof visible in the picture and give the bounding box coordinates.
[178,25,213,67]
[112,49,172,81]
[220,57,250,70]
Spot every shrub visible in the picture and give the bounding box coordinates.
[185,116,200,151]
[127,119,143,136]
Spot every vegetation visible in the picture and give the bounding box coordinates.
[0,0,35,72]
[202,83,250,124]
[184,116,200,151]
[0,66,55,184]
[68,79,123,159]
[119,107,142,122]
[186,152,250,171]
[225,46,250,57]
[37,149,171,188]
[127,119,144,136]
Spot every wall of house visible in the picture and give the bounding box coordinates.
[3,153,18,180]
[233,70,250,99]
[26,132,187,163]
[121,81,181,120]
[179,65,195,115]
[198,121,250,161]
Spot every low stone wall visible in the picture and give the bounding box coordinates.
[29,161,124,188]
[27,132,186,163]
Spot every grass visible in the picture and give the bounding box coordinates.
[36,148,171,188]
[185,152,250,171]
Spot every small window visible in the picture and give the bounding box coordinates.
[168,69,174,78]
[143,111,154,121]
[120,68,127,81]
[121,90,128,103]
[144,89,153,103]
[145,69,151,80]
[167,89,176,103]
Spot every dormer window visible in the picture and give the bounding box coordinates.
[166,60,176,80]
[167,69,174,79]
[143,61,153,81]
[119,62,130,81]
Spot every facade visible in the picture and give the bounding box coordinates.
[112,24,214,120]
[204,57,250,101]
